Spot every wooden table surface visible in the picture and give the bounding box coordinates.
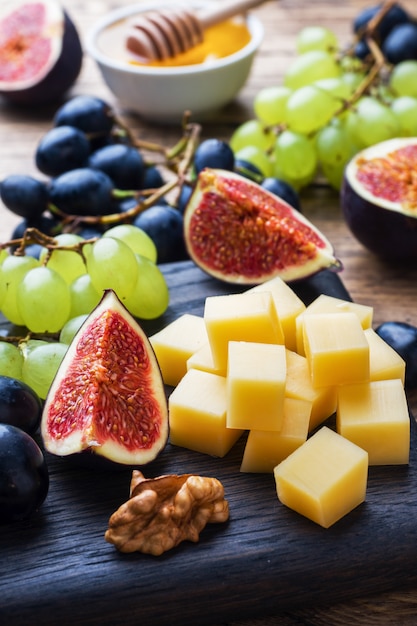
[1,1,417,624]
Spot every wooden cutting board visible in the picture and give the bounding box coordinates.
[1,261,416,626]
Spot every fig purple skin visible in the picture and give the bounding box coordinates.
[0,9,83,106]
[341,177,417,263]
[341,138,417,263]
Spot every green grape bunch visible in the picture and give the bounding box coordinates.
[230,1,417,191]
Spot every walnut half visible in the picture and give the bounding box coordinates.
[105,470,229,555]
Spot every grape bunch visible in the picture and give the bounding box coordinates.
[229,1,417,190]
[1,95,189,264]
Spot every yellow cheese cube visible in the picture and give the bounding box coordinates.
[240,397,311,473]
[149,314,208,386]
[186,342,226,377]
[303,312,370,388]
[274,426,368,528]
[285,349,337,431]
[247,276,306,351]
[296,295,373,355]
[336,379,410,465]
[227,341,287,431]
[365,328,406,384]
[168,368,244,457]
[204,291,284,371]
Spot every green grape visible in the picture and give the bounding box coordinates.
[0,266,6,309]
[0,249,8,265]
[86,236,139,302]
[21,342,68,399]
[285,85,340,134]
[273,130,318,189]
[59,314,88,344]
[316,120,357,166]
[341,70,366,95]
[69,273,101,318]
[391,96,417,136]
[230,119,275,153]
[16,266,71,333]
[316,121,358,190]
[389,61,417,98]
[124,254,169,319]
[314,77,351,101]
[351,97,401,147]
[1,254,40,325]
[320,160,347,191]
[296,26,338,54]
[0,342,24,380]
[18,339,49,360]
[103,224,157,263]
[253,85,292,126]
[284,50,341,90]
[233,145,274,177]
[39,233,87,285]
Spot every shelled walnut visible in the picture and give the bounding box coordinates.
[105,470,229,555]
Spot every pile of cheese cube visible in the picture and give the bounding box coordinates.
[149,276,409,528]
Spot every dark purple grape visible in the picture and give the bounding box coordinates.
[142,165,165,189]
[48,167,115,216]
[375,321,417,389]
[35,125,91,177]
[53,95,115,138]
[0,424,49,523]
[133,205,188,263]
[11,214,61,240]
[0,376,42,435]
[353,3,411,42]
[382,23,417,64]
[354,38,371,61]
[176,183,193,213]
[0,174,48,219]
[261,177,301,211]
[193,138,235,174]
[234,159,263,181]
[88,144,145,190]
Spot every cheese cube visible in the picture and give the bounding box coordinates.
[186,342,226,377]
[274,426,368,528]
[168,368,244,457]
[285,349,337,431]
[149,314,208,386]
[365,328,406,384]
[303,312,370,388]
[240,397,311,473]
[296,295,373,355]
[204,291,284,372]
[227,341,287,431]
[336,379,410,465]
[247,276,306,351]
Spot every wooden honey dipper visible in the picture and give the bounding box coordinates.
[125,0,267,62]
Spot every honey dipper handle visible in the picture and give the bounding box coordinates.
[198,0,268,29]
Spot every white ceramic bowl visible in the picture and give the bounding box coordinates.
[86,1,264,123]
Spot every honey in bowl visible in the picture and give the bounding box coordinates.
[97,17,252,68]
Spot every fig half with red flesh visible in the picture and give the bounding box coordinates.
[183,168,339,285]
[41,290,168,466]
[0,0,83,106]
[341,138,417,262]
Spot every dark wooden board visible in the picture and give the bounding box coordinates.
[1,261,416,626]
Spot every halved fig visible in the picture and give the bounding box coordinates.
[41,290,168,466]
[0,0,83,106]
[183,168,339,284]
[341,138,417,262]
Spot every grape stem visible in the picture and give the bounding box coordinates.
[47,114,202,231]
[1,227,96,265]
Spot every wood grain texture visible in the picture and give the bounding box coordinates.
[1,1,417,625]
